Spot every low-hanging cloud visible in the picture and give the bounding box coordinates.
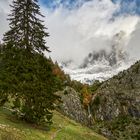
[41,0,140,66]
[0,0,140,66]
[127,22,140,60]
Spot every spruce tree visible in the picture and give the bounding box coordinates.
[0,0,63,125]
[3,0,50,53]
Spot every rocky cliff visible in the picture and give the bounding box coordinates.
[56,87,90,126]
[58,60,140,139]
[90,60,140,139]
[91,60,140,121]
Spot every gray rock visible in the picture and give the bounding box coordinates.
[91,61,140,121]
[56,87,92,126]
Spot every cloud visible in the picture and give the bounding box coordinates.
[41,0,139,65]
[0,0,139,66]
[127,22,140,60]
[0,0,11,41]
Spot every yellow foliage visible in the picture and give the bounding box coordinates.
[81,85,92,108]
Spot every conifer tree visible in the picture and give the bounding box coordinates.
[0,0,63,125]
[3,0,50,53]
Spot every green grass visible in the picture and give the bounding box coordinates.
[0,107,107,140]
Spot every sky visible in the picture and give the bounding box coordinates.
[40,0,140,15]
[0,0,140,66]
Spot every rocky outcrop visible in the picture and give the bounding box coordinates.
[56,87,91,126]
[90,61,140,139]
[57,61,140,139]
[91,61,140,121]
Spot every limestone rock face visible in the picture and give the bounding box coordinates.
[56,61,140,139]
[91,61,140,121]
[56,87,90,125]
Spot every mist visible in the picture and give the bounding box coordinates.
[41,0,140,66]
[0,0,140,66]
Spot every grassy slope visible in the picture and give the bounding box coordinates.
[0,108,107,140]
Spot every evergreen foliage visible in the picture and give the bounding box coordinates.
[3,0,50,53]
[0,39,63,125]
[90,80,102,92]
[0,0,63,125]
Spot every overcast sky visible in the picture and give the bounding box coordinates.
[0,0,140,65]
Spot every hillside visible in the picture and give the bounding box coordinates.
[0,107,107,140]
[91,60,140,139]
[92,60,140,121]
[57,61,140,139]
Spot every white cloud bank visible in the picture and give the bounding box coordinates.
[42,0,140,65]
[0,0,140,65]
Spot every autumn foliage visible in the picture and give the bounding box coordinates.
[81,85,93,108]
